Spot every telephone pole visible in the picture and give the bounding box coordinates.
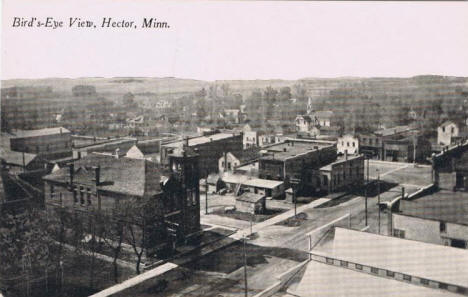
[365,157,369,226]
[243,235,248,297]
[205,178,208,214]
[377,169,381,234]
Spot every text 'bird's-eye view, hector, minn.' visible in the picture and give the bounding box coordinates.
[11,17,170,29]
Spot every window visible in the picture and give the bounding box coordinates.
[442,127,446,133]
[403,275,411,281]
[352,142,355,147]
[439,283,448,290]
[420,279,429,286]
[222,161,225,168]
[393,229,405,238]
[371,267,379,274]
[73,189,78,203]
[326,258,334,264]
[87,188,91,205]
[340,261,348,267]
[228,162,232,170]
[386,271,395,277]
[355,264,363,270]
[451,127,455,134]
[347,142,350,147]
[80,187,85,205]
[50,185,55,198]
[440,222,446,233]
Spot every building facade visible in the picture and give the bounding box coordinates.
[337,134,359,155]
[10,127,72,161]
[161,132,243,177]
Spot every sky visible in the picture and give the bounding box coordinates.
[1,0,468,81]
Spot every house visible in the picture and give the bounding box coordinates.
[337,134,359,155]
[438,121,468,146]
[161,132,243,177]
[392,192,468,249]
[319,153,364,193]
[235,192,266,214]
[218,148,260,173]
[43,146,201,255]
[293,227,468,297]
[295,115,313,133]
[10,127,72,160]
[205,174,225,194]
[243,126,277,149]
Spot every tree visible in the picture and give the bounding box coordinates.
[0,208,52,295]
[221,83,230,97]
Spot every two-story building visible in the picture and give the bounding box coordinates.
[319,153,365,193]
[258,139,337,194]
[43,146,201,256]
[161,132,243,177]
[437,121,468,147]
[337,134,359,155]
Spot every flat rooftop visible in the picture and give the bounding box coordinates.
[163,133,238,148]
[261,141,333,161]
[320,154,363,171]
[11,127,70,138]
[399,190,468,226]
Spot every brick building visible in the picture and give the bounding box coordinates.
[160,132,243,177]
[258,139,337,194]
[319,153,365,193]
[43,147,200,256]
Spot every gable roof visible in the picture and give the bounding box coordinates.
[43,153,161,197]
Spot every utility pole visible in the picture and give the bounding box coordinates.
[365,157,369,226]
[205,177,208,215]
[293,186,297,217]
[377,169,381,234]
[243,235,248,297]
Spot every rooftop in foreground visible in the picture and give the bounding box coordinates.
[329,228,468,288]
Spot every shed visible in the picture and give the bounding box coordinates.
[235,192,266,214]
[206,174,225,194]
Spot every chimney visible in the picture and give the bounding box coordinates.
[94,166,100,186]
[69,163,74,186]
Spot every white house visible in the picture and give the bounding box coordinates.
[438,121,459,146]
[295,115,312,132]
[337,134,359,155]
